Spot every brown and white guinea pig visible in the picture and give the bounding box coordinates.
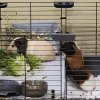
[7,37,55,61]
[61,41,95,92]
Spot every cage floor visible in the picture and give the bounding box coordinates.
[67,76,100,99]
[0,56,65,99]
[0,56,100,99]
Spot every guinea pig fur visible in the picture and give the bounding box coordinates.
[7,37,55,61]
[61,42,95,92]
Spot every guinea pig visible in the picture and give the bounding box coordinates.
[61,41,95,92]
[7,37,55,61]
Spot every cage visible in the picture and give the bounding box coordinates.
[0,1,100,100]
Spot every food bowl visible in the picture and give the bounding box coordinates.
[21,80,48,97]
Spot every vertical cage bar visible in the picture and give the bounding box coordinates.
[0,8,1,49]
[61,8,63,33]
[96,2,98,55]
[65,8,67,33]
[60,7,63,100]
[30,2,32,39]
[0,8,1,33]
[64,7,67,100]
[24,35,27,99]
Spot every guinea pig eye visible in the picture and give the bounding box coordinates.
[12,45,14,47]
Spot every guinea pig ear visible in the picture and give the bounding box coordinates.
[60,42,67,54]
[14,37,27,55]
[72,42,77,50]
[14,37,27,47]
[14,40,21,47]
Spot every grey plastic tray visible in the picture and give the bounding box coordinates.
[84,56,100,76]
[51,34,76,41]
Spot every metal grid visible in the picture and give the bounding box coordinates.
[0,2,100,100]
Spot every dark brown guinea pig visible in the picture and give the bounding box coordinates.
[61,42,95,92]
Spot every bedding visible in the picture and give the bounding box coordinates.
[0,56,65,99]
[0,55,99,99]
[0,56,100,99]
